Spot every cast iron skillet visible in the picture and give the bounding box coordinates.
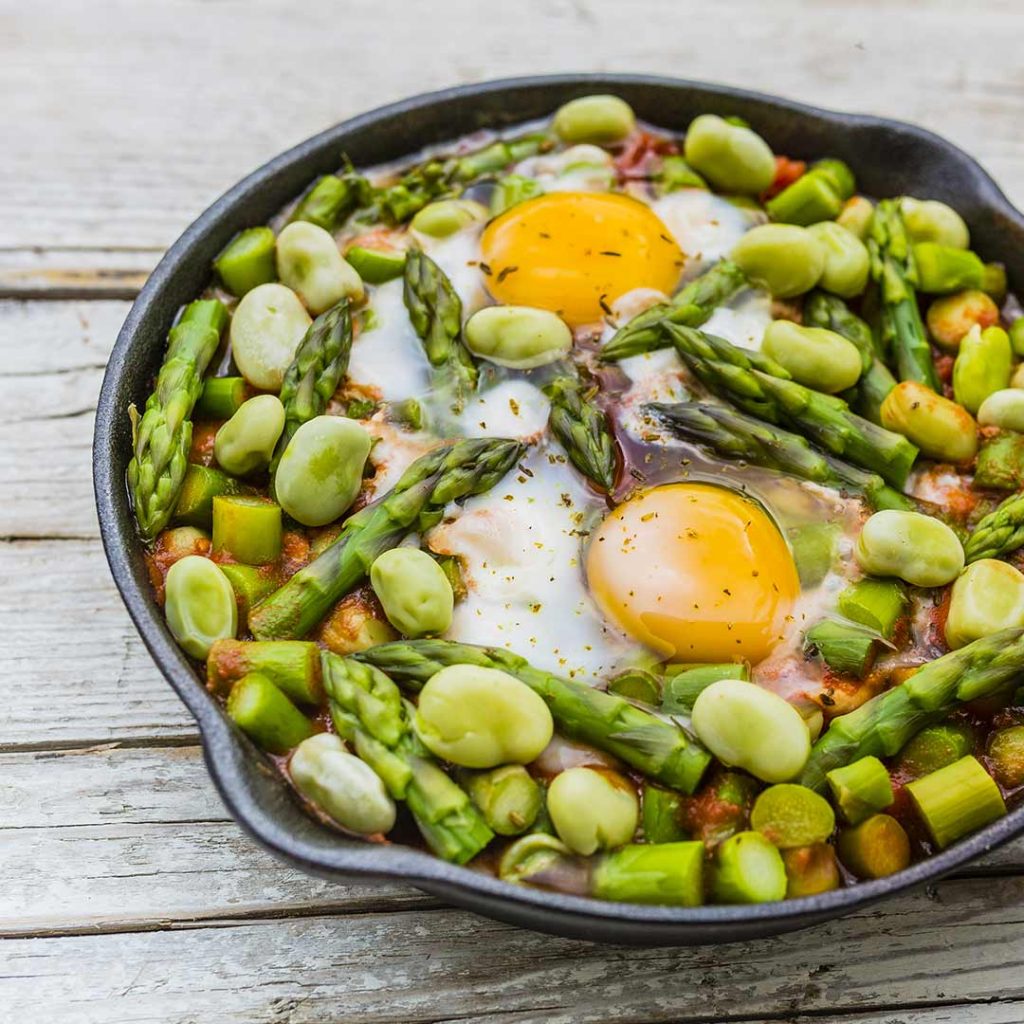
[94,74,1024,945]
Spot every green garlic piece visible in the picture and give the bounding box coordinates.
[289,733,396,835]
[880,380,978,463]
[952,325,1011,415]
[683,114,776,194]
[213,394,285,476]
[414,664,554,768]
[275,221,364,315]
[164,555,237,659]
[230,282,312,391]
[977,389,1024,432]
[855,509,964,588]
[547,766,639,855]
[730,224,824,298]
[370,547,454,638]
[691,679,810,783]
[807,221,870,298]
[274,416,371,527]
[411,199,488,238]
[900,197,970,249]
[945,559,1024,649]
[553,94,636,145]
[836,196,875,239]
[925,290,999,351]
[464,305,572,369]
[761,319,862,394]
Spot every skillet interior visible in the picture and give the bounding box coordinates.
[94,73,1024,945]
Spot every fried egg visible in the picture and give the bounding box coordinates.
[480,192,685,327]
[586,483,800,663]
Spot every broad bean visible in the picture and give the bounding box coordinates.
[164,555,237,658]
[952,325,1011,414]
[464,305,572,369]
[274,416,371,527]
[978,389,1024,432]
[880,380,978,463]
[289,733,396,835]
[925,290,1000,350]
[214,394,285,476]
[414,664,554,768]
[547,766,639,855]
[730,224,824,297]
[230,283,312,391]
[807,221,870,298]
[900,197,970,249]
[945,559,1024,649]
[855,509,964,587]
[370,548,454,638]
[552,94,636,145]
[410,199,488,238]
[691,679,811,783]
[683,114,776,194]
[761,320,862,393]
[276,221,364,314]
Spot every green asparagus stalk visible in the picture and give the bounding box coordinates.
[974,433,1024,491]
[647,400,914,510]
[128,320,221,540]
[799,627,1024,791]
[601,260,748,361]
[666,323,919,488]
[249,437,524,640]
[270,298,353,471]
[207,639,321,705]
[355,639,713,793]
[642,784,689,843]
[894,722,975,777]
[836,579,908,639]
[803,619,882,678]
[499,833,705,906]
[289,173,365,232]
[321,652,493,863]
[826,756,894,825]
[195,377,249,420]
[173,464,245,529]
[543,371,618,491]
[179,298,230,336]
[403,249,477,412]
[226,672,314,754]
[964,490,1024,563]
[868,199,940,390]
[905,755,1006,849]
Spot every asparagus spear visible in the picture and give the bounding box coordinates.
[249,437,524,640]
[964,490,1024,563]
[601,259,748,362]
[799,627,1024,791]
[403,249,477,412]
[355,639,713,793]
[868,199,940,390]
[543,371,617,491]
[905,755,1006,849]
[647,401,913,511]
[289,173,366,232]
[667,324,919,488]
[803,290,896,424]
[499,834,706,906]
[127,320,221,540]
[270,298,353,471]
[321,652,493,863]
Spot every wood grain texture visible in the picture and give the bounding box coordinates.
[4,878,1024,1023]
[4,0,1024,1019]
[2,0,1024,252]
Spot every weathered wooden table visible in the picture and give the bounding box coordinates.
[4,2,1024,1020]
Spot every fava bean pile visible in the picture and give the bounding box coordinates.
[131,94,1024,907]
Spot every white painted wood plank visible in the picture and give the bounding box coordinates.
[0,540,195,746]
[4,877,1024,1024]
[0,249,156,300]
[2,0,1022,253]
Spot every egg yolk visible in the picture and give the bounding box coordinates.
[479,192,684,327]
[586,483,799,663]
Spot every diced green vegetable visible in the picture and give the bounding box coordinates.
[837,579,908,639]
[906,755,1006,848]
[226,671,315,754]
[826,756,894,824]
